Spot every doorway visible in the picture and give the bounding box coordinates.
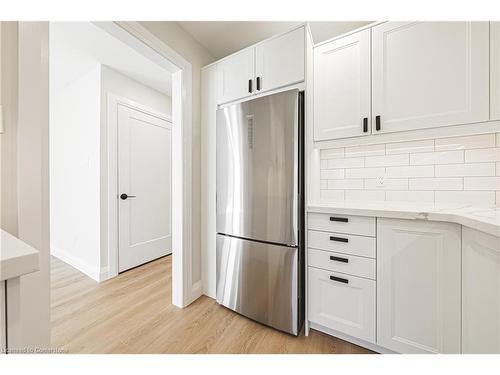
[48,21,195,308]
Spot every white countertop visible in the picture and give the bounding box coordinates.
[1,229,40,281]
[308,201,500,237]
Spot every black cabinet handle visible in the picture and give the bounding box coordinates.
[256,76,261,91]
[330,255,349,263]
[330,275,349,284]
[363,117,368,133]
[120,193,136,200]
[329,216,348,223]
[330,236,348,243]
[248,79,253,93]
[376,115,381,131]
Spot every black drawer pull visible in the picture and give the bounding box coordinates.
[330,275,349,284]
[330,255,349,263]
[375,115,381,131]
[363,117,368,133]
[330,236,348,243]
[248,79,253,93]
[256,76,261,91]
[329,216,348,223]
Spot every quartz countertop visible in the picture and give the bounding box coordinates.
[1,229,40,281]
[308,201,500,237]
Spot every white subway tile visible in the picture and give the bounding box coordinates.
[365,154,409,167]
[345,167,385,179]
[320,190,345,202]
[435,134,496,151]
[464,177,500,191]
[435,191,496,206]
[345,190,385,201]
[328,157,364,169]
[320,159,328,169]
[386,140,434,155]
[497,162,500,176]
[435,163,495,177]
[386,190,435,203]
[327,179,364,190]
[385,165,434,178]
[497,133,500,147]
[409,178,463,191]
[320,169,345,179]
[364,178,408,190]
[465,148,500,163]
[497,191,500,206]
[321,148,344,159]
[410,151,464,165]
[345,144,385,157]
[320,180,327,189]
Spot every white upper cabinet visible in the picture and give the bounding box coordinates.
[491,22,500,120]
[371,21,490,134]
[314,29,371,141]
[462,227,500,354]
[255,27,305,94]
[217,48,255,104]
[377,218,461,354]
[216,26,306,104]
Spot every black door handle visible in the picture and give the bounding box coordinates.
[376,115,381,131]
[363,117,368,133]
[256,76,261,91]
[120,193,136,200]
[248,79,253,93]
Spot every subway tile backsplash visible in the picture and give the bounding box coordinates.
[319,133,500,206]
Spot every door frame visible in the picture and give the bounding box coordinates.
[95,21,196,308]
[107,94,172,275]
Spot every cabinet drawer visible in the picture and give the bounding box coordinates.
[308,212,376,237]
[308,248,376,280]
[308,266,376,343]
[308,230,376,258]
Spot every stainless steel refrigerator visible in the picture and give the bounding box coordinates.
[216,89,304,335]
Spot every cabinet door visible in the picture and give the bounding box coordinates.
[255,27,305,94]
[491,22,500,120]
[462,227,500,353]
[314,29,371,141]
[308,266,376,343]
[217,48,255,104]
[372,22,489,134]
[377,218,461,353]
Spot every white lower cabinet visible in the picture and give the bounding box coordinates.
[377,218,461,353]
[308,266,376,343]
[462,227,500,353]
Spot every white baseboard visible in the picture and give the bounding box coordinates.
[51,246,103,282]
[190,280,203,303]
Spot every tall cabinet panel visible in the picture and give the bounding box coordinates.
[372,21,489,134]
[462,227,500,354]
[491,22,500,120]
[201,65,218,298]
[255,27,305,94]
[377,218,461,354]
[217,48,255,104]
[314,29,371,141]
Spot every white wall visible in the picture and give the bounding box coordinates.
[50,64,102,279]
[99,65,172,271]
[139,21,215,285]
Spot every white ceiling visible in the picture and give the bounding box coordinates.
[177,21,373,60]
[50,22,172,96]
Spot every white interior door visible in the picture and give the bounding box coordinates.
[118,104,172,272]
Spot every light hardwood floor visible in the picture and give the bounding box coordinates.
[51,255,373,354]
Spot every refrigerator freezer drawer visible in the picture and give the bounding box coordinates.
[216,234,299,335]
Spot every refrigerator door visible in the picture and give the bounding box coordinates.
[216,234,299,335]
[216,89,299,246]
